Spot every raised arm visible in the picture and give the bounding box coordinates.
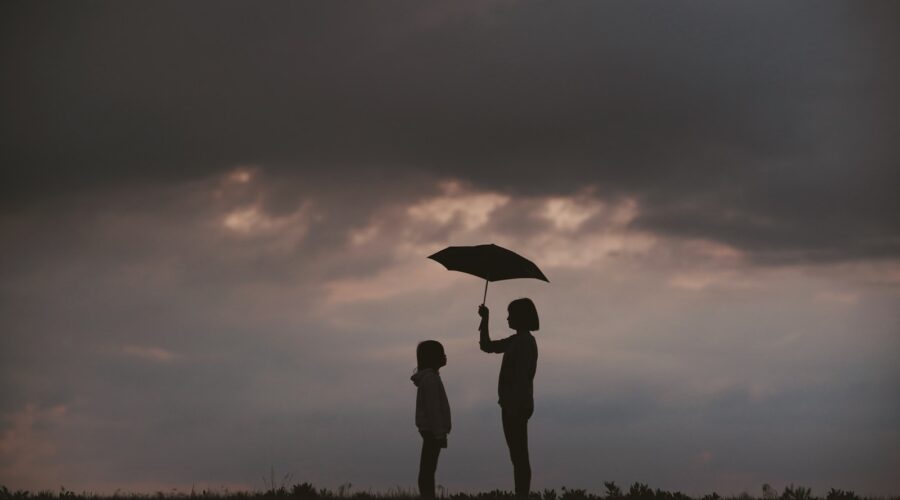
[478,305,509,353]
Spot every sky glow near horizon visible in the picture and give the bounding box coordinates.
[1,1,899,496]
[2,171,898,495]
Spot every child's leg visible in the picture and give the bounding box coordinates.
[418,432,441,499]
[502,410,531,499]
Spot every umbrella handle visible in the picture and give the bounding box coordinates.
[482,280,489,306]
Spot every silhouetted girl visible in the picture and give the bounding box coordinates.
[478,299,539,499]
[411,340,451,500]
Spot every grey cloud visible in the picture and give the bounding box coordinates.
[2,2,899,261]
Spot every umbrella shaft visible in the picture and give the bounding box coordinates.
[482,280,488,305]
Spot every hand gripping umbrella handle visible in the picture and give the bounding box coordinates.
[477,280,489,329]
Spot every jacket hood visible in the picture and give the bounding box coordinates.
[410,368,436,387]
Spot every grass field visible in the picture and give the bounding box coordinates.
[2,482,896,500]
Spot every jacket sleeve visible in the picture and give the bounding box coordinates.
[422,375,449,438]
[480,321,514,353]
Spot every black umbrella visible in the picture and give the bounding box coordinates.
[428,244,549,304]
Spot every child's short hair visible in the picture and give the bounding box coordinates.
[417,340,445,370]
[508,298,540,331]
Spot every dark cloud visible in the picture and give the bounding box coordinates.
[2,1,898,261]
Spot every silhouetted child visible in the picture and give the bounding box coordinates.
[478,298,539,499]
[411,340,451,500]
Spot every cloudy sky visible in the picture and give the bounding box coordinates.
[2,1,899,496]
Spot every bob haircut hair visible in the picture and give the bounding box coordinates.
[508,298,540,331]
[417,340,445,371]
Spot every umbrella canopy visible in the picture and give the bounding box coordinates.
[428,244,549,303]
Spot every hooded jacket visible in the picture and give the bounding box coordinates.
[411,368,451,439]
